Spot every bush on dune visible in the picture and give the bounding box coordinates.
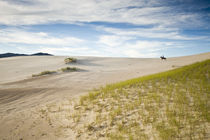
[60,67,78,72]
[64,57,77,64]
[32,66,79,77]
[32,70,56,77]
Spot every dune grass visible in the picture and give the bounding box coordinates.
[74,59,210,139]
[60,67,78,72]
[64,57,77,64]
[32,70,56,77]
[38,59,209,139]
[32,67,79,77]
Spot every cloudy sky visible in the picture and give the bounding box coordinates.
[0,0,209,57]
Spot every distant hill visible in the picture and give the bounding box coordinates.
[31,52,53,56]
[0,52,53,58]
[0,53,28,58]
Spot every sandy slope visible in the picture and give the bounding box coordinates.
[0,53,210,114]
[0,53,209,139]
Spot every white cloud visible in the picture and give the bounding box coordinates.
[0,28,84,46]
[0,0,206,29]
[0,28,116,57]
[98,35,133,47]
[98,34,171,49]
[100,27,208,41]
[125,41,168,50]
[121,40,172,57]
[37,46,109,57]
[123,50,159,58]
[97,34,174,57]
[0,0,209,58]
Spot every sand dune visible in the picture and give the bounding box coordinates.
[0,53,209,139]
[0,53,210,114]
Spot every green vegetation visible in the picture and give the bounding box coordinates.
[74,59,210,139]
[31,57,79,77]
[32,67,79,77]
[60,67,78,72]
[39,59,209,139]
[32,70,56,77]
[64,57,77,64]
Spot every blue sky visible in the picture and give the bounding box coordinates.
[0,0,209,57]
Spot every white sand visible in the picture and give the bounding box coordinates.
[0,53,209,114]
[0,53,209,139]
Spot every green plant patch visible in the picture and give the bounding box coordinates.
[32,70,56,77]
[60,67,78,72]
[64,57,77,64]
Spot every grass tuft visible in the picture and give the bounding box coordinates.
[60,67,78,72]
[32,70,56,77]
[64,57,77,64]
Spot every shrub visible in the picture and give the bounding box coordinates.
[64,57,77,64]
[60,67,78,72]
[32,70,56,77]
